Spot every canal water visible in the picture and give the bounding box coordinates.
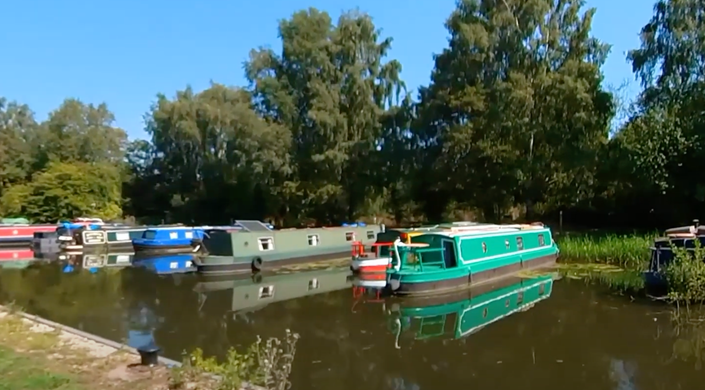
[0,253,703,390]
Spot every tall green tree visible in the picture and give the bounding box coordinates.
[141,84,291,223]
[245,8,407,223]
[607,0,705,224]
[413,0,614,221]
[0,99,36,192]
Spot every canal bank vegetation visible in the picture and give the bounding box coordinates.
[1,0,705,232]
[170,330,299,390]
[557,233,705,302]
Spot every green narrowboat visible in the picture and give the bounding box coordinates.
[386,223,559,294]
[386,274,554,348]
[193,220,382,274]
[58,225,148,251]
[193,267,354,315]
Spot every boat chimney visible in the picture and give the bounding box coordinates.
[137,340,161,367]
[381,224,386,233]
[694,219,700,229]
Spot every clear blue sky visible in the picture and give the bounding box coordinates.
[0,0,653,140]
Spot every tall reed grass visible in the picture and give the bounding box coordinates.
[556,232,653,270]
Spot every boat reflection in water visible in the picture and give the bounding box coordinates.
[194,267,354,319]
[132,253,196,275]
[384,274,554,348]
[53,251,135,273]
[0,247,35,269]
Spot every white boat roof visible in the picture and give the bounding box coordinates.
[428,223,548,238]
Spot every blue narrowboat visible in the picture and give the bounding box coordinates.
[132,227,205,255]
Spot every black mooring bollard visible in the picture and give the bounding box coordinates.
[137,341,161,367]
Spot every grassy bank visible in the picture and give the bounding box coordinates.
[0,305,298,390]
[555,232,705,301]
[555,232,653,269]
[0,308,169,390]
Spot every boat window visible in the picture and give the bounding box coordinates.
[259,285,274,299]
[517,291,524,305]
[345,232,355,241]
[538,234,545,246]
[308,278,319,290]
[307,234,320,246]
[482,242,487,253]
[258,237,275,251]
[516,237,524,250]
[366,230,375,239]
[482,307,488,318]
[539,283,545,295]
[505,239,510,249]
[144,230,157,239]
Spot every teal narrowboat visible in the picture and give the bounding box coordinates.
[386,223,559,294]
[386,274,554,347]
[193,220,382,274]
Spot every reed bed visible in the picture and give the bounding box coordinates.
[555,232,654,270]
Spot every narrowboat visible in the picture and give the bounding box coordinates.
[385,274,554,348]
[351,222,495,273]
[646,219,705,287]
[132,254,197,274]
[0,223,57,247]
[385,222,559,294]
[193,220,382,274]
[55,222,148,251]
[193,267,354,314]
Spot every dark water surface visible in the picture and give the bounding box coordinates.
[0,257,703,390]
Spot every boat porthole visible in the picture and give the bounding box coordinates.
[539,284,545,295]
[505,239,510,249]
[505,299,510,307]
[482,242,487,253]
[482,307,488,318]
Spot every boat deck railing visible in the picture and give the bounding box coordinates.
[394,245,446,272]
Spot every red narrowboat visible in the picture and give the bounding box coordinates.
[0,224,57,246]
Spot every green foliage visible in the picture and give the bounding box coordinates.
[2,1,705,228]
[170,330,299,390]
[664,241,705,302]
[556,233,652,269]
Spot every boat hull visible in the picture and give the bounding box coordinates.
[0,225,56,247]
[388,252,558,295]
[194,249,352,275]
[132,242,202,255]
[351,257,390,273]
